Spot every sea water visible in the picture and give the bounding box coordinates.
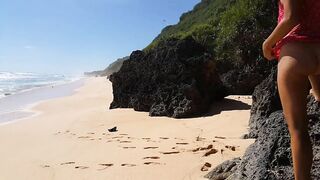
[0,72,76,98]
[0,71,84,124]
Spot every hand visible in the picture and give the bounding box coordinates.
[262,40,275,60]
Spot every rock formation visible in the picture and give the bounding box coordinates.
[206,67,320,180]
[248,67,282,138]
[109,37,227,118]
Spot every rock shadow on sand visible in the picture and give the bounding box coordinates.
[202,98,251,117]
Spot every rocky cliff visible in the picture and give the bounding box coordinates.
[206,68,320,179]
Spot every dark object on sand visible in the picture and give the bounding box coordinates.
[108,126,118,132]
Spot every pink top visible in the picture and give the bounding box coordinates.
[273,0,320,59]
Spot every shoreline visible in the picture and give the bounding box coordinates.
[0,78,86,124]
[0,77,255,180]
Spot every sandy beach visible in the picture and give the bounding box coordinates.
[0,77,255,180]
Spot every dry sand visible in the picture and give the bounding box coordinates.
[0,77,255,180]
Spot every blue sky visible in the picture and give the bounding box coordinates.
[0,0,200,75]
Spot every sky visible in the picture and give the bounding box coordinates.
[0,0,200,75]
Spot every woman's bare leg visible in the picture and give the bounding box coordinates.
[278,42,317,180]
[308,75,320,101]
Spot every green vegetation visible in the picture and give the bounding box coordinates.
[84,56,129,77]
[145,0,278,68]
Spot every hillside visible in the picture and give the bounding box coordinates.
[110,0,280,117]
[84,56,128,77]
[101,56,129,77]
[146,0,277,70]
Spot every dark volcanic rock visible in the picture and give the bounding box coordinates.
[227,105,320,180]
[230,111,294,180]
[220,69,262,95]
[219,57,277,95]
[207,102,320,180]
[248,67,282,138]
[109,37,227,118]
[207,67,320,179]
[204,158,241,180]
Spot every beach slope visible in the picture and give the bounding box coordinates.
[0,77,254,180]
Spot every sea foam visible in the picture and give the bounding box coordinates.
[0,71,80,99]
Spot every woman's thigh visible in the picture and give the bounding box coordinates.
[279,41,319,76]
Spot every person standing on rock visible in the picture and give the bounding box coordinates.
[262,0,320,179]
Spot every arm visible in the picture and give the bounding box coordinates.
[263,0,303,60]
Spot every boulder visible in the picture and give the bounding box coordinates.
[204,158,241,180]
[248,66,282,138]
[109,37,227,118]
[206,67,320,179]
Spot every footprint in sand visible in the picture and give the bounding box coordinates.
[196,136,206,141]
[121,164,136,167]
[54,132,61,135]
[203,149,218,157]
[41,165,51,168]
[174,138,185,140]
[192,144,214,152]
[60,162,75,165]
[87,132,95,135]
[97,164,113,170]
[144,162,162,165]
[221,149,225,154]
[112,136,124,139]
[143,156,160,160]
[160,137,169,140]
[214,136,226,139]
[78,136,91,139]
[120,141,131,143]
[142,138,155,142]
[225,145,237,151]
[176,142,189,145]
[160,151,180,155]
[144,147,159,149]
[119,134,129,136]
[122,146,136,149]
[201,162,212,171]
[75,166,89,169]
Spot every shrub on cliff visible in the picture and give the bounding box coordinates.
[146,0,278,70]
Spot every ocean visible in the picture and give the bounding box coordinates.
[0,72,77,98]
[0,71,84,124]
